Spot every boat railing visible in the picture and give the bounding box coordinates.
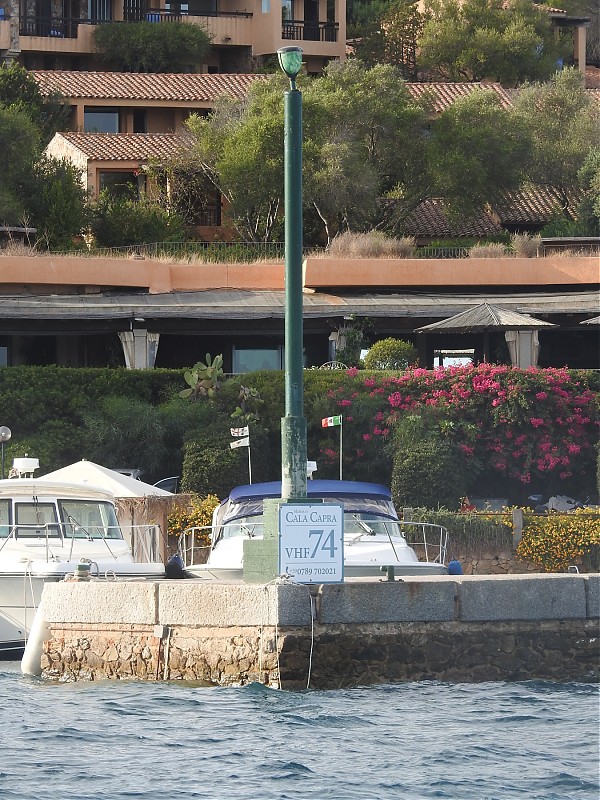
[399,522,448,565]
[178,525,213,567]
[0,522,72,562]
[178,520,449,568]
[120,524,164,564]
[0,522,163,563]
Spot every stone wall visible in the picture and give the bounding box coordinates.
[32,574,600,688]
[452,547,536,575]
[278,620,599,689]
[43,623,281,687]
[40,618,599,689]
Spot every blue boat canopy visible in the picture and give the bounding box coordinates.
[227,480,392,503]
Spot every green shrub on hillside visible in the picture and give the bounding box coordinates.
[0,366,182,475]
[181,419,255,498]
[93,21,211,73]
[89,193,186,247]
[391,437,467,510]
[82,396,170,476]
[363,338,418,370]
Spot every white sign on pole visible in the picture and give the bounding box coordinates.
[230,426,249,437]
[279,503,344,584]
[229,436,250,449]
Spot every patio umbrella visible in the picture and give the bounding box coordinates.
[415,302,556,367]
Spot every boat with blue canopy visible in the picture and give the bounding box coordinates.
[180,480,449,580]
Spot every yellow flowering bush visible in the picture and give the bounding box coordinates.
[168,493,220,547]
[517,509,600,572]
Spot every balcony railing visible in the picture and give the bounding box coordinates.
[282,20,338,42]
[20,15,83,38]
[135,8,253,21]
[19,10,253,38]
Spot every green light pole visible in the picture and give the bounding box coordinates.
[278,46,307,502]
[241,47,307,582]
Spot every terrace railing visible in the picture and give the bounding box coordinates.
[20,15,82,37]
[59,241,291,262]
[40,240,600,262]
[19,9,253,37]
[282,20,338,42]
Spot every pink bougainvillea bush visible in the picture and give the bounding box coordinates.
[311,364,599,506]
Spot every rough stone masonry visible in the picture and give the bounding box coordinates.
[34,574,599,689]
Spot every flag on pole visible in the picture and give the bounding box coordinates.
[321,416,342,428]
[230,426,249,437]
[230,436,250,449]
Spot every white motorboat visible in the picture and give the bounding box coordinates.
[0,478,165,658]
[180,480,449,581]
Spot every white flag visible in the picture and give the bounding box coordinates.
[230,426,249,437]
[230,436,250,449]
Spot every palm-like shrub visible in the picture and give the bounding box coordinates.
[510,232,541,257]
[328,231,415,258]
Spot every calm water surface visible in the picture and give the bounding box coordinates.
[0,662,598,800]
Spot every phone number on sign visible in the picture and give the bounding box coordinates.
[289,567,336,576]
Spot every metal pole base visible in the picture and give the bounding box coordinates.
[281,415,307,501]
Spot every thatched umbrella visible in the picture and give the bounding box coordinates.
[415,302,556,367]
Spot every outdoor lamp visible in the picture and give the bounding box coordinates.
[277,46,303,88]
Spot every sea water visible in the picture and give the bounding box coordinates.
[0,662,598,800]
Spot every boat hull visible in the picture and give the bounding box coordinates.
[0,477,165,658]
[0,563,165,658]
[184,528,448,582]
[186,554,448,581]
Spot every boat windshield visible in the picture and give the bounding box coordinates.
[58,499,123,539]
[0,496,124,540]
[216,510,405,543]
[13,502,61,538]
[220,517,263,541]
[345,512,405,538]
[218,496,398,527]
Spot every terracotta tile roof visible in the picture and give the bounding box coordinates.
[492,187,582,225]
[400,199,503,238]
[53,131,191,161]
[32,70,265,103]
[405,82,514,112]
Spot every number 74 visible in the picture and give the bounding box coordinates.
[308,529,338,558]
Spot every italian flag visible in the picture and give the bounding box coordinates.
[322,415,342,428]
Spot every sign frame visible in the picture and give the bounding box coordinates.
[278,502,344,584]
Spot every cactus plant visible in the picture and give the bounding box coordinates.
[180,353,224,400]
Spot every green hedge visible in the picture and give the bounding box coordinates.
[407,508,514,554]
[1,365,598,507]
[0,366,182,476]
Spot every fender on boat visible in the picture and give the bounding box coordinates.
[21,599,51,677]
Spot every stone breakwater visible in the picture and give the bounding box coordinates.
[33,574,599,689]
